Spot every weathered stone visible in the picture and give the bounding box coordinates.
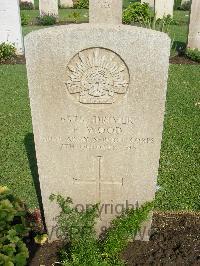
[39,0,58,16]
[155,0,174,19]
[89,0,122,24]
[59,0,73,8]
[188,0,200,50]
[0,0,24,54]
[25,0,170,242]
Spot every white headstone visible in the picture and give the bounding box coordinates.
[25,0,170,241]
[181,0,190,5]
[59,0,73,8]
[155,0,174,19]
[187,0,200,50]
[89,0,122,24]
[141,0,155,9]
[0,0,24,54]
[39,0,58,16]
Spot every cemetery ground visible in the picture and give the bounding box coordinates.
[0,7,200,266]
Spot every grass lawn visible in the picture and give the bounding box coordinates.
[155,65,200,211]
[21,9,190,55]
[33,0,138,9]
[0,64,199,210]
[21,8,89,25]
[0,65,37,207]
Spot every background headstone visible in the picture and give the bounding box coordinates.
[187,0,200,50]
[181,0,190,4]
[25,0,170,241]
[39,0,58,16]
[59,0,73,8]
[89,0,122,24]
[155,0,174,19]
[141,0,155,9]
[0,0,24,54]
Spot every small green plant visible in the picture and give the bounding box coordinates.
[50,194,153,266]
[74,0,89,9]
[20,1,34,10]
[70,11,81,23]
[37,14,57,25]
[156,15,178,33]
[34,233,48,245]
[0,42,16,63]
[0,186,30,265]
[122,2,151,25]
[21,13,29,26]
[186,48,200,63]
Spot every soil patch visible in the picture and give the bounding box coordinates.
[123,212,200,265]
[0,55,26,65]
[27,240,63,266]
[28,212,200,266]
[170,55,200,65]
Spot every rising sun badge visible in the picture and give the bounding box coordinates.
[65,48,129,105]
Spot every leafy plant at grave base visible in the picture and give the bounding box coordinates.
[36,14,57,26]
[0,186,30,266]
[50,194,153,266]
[74,0,89,9]
[20,1,34,10]
[122,2,151,25]
[186,48,200,63]
[21,13,29,26]
[0,42,16,63]
[69,12,81,23]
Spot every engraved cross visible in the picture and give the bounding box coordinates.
[73,156,124,202]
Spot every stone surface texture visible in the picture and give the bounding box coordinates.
[89,0,122,24]
[39,0,58,16]
[155,0,174,19]
[25,22,170,241]
[188,0,200,50]
[59,0,73,8]
[0,0,24,54]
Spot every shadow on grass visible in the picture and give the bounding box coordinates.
[24,133,46,230]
